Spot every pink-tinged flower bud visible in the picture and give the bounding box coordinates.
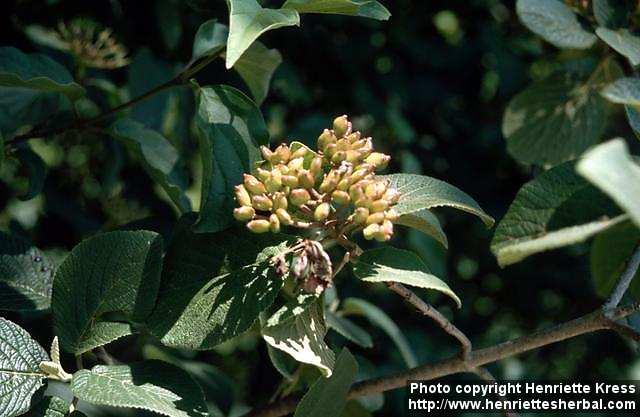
[260,146,273,161]
[273,193,288,210]
[265,170,282,193]
[252,195,273,211]
[366,212,386,225]
[381,219,394,235]
[314,202,331,222]
[370,199,389,213]
[298,170,315,189]
[290,188,311,206]
[345,150,362,164]
[269,213,281,233]
[332,190,350,205]
[319,177,338,194]
[282,175,299,188]
[276,208,293,225]
[333,115,351,138]
[291,146,308,160]
[337,178,351,191]
[353,207,369,225]
[374,228,391,242]
[234,185,252,207]
[383,188,400,204]
[256,167,271,182]
[288,157,304,171]
[345,131,361,143]
[247,219,271,233]
[317,129,336,150]
[273,144,291,164]
[309,156,323,176]
[244,174,266,195]
[385,208,400,222]
[233,206,255,222]
[365,152,390,169]
[363,223,379,240]
[336,138,350,152]
[365,182,380,199]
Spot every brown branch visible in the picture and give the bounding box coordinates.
[603,243,640,311]
[240,302,640,417]
[386,282,472,359]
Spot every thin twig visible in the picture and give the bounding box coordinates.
[239,302,640,417]
[603,244,640,312]
[332,252,350,279]
[386,282,472,359]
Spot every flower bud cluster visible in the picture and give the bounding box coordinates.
[234,115,400,241]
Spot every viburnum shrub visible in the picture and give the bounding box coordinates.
[2,1,640,417]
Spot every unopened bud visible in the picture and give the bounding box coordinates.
[332,190,350,205]
[346,132,361,143]
[282,175,299,188]
[247,219,271,233]
[260,146,273,161]
[235,185,252,207]
[273,144,291,164]
[291,146,308,160]
[365,152,390,169]
[381,219,394,235]
[385,208,399,222]
[331,151,347,164]
[252,195,273,211]
[269,213,281,233]
[318,129,336,150]
[324,143,337,158]
[310,156,323,176]
[353,207,369,225]
[345,150,362,164]
[365,182,380,199]
[363,223,380,240]
[319,177,338,193]
[383,188,400,204]
[370,199,389,213]
[366,212,385,225]
[298,170,315,189]
[244,174,266,195]
[233,206,255,221]
[337,178,351,191]
[276,208,293,225]
[288,157,304,172]
[273,193,288,210]
[265,170,282,193]
[290,188,311,206]
[333,115,351,138]
[256,167,271,182]
[336,139,350,152]
[349,185,365,203]
[314,202,331,222]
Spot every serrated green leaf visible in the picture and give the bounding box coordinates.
[148,214,294,349]
[263,296,335,376]
[192,20,283,104]
[193,84,269,233]
[70,361,208,417]
[52,231,163,354]
[15,146,46,201]
[593,0,633,29]
[596,28,640,66]
[502,66,616,166]
[577,138,640,227]
[294,348,358,417]
[516,0,596,49]
[382,173,494,232]
[0,317,49,417]
[393,208,448,248]
[0,233,55,311]
[326,311,373,348]
[602,77,640,106]
[353,247,461,308]
[226,0,300,69]
[24,396,69,417]
[341,298,417,368]
[0,47,84,100]
[590,220,640,300]
[109,118,191,213]
[282,0,390,20]
[492,161,622,267]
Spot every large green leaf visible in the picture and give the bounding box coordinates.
[502,68,614,166]
[262,296,335,376]
[109,118,191,213]
[590,220,640,300]
[325,311,373,348]
[147,215,294,349]
[577,138,640,227]
[192,21,282,104]
[193,84,269,233]
[52,231,163,354]
[0,318,49,417]
[0,233,55,311]
[293,349,358,417]
[0,47,84,100]
[593,0,633,29]
[24,396,73,417]
[601,77,640,106]
[225,0,300,68]
[341,298,417,368]
[516,0,596,49]
[282,0,390,20]
[492,162,622,267]
[70,361,208,417]
[596,28,640,66]
[0,88,71,137]
[353,247,461,308]
[382,174,494,236]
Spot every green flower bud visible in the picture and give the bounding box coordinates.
[235,185,252,207]
[364,152,390,169]
[353,207,369,225]
[252,195,273,211]
[365,182,380,199]
[317,129,336,150]
[256,167,271,182]
[333,115,351,138]
[349,185,365,203]
[276,208,293,225]
[345,150,362,164]
[282,175,299,188]
[273,144,291,164]
[269,213,281,233]
[345,131,361,143]
[273,193,288,210]
[331,151,347,164]
[363,223,379,240]
[260,146,273,161]
[332,190,350,205]
[385,208,400,222]
[247,219,271,233]
[265,170,282,193]
[336,138,350,152]
[288,157,304,172]
[290,188,311,206]
[319,176,338,194]
[233,206,255,222]
[337,178,351,191]
[310,156,323,176]
[291,146,308,160]
[298,170,315,189]
[366,212,385,225]
[314,202,331,222]
[370,199,389,213]
[244,174,267,195]
[324,143,338,158]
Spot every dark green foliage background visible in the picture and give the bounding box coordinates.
[1,1,638,416]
